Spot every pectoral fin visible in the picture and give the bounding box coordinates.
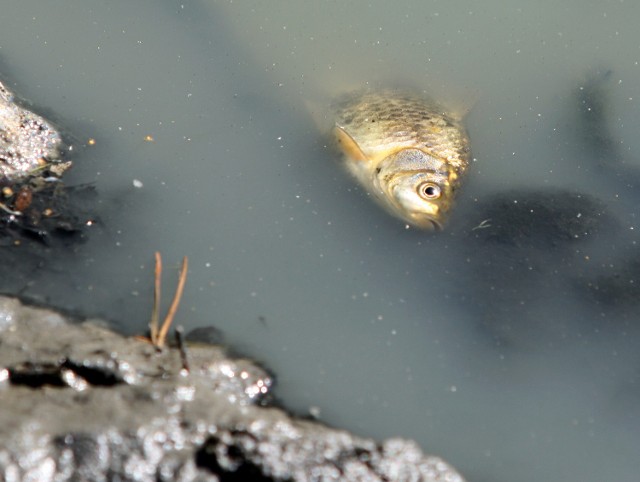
[333,126,368,162]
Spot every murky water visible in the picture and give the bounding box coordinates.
[2,1,639,480]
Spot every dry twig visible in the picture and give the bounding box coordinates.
[148,252,189,349]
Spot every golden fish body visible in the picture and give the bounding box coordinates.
[333,90,471,229]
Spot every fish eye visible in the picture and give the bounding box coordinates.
[418,182,441,200]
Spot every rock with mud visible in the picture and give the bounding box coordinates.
[0,79,70,182]
[0,76,97,310]
[0,296,465,482]
[0,77,91,250]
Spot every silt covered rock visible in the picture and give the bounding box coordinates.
[0,296,465,482]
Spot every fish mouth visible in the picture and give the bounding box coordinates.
[428,219,442,230]
[406,214,442,230]
[395,193,443,230]
[391,203,442,229]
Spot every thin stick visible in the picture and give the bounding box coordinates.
[175,325,190,373]
[156,256,188,348]
[0,202,23,216]
[149,251,162,345]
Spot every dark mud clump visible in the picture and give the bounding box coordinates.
[0,179,96,247]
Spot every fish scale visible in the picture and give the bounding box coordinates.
[334,91,469,171]
[332,90,471,229]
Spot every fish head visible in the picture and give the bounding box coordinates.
[374,148,456,230]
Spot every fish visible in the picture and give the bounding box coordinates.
[332,89,471,230]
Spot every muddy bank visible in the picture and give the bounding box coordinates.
[0,296,465,482]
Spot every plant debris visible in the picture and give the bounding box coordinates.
[147,252,189,349]
[0,177,96,247]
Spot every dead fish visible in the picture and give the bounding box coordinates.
[333,90,471,230]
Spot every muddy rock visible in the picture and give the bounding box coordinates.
[0,296,465,482]
[0,77,97,308]
[0,79,70,182]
